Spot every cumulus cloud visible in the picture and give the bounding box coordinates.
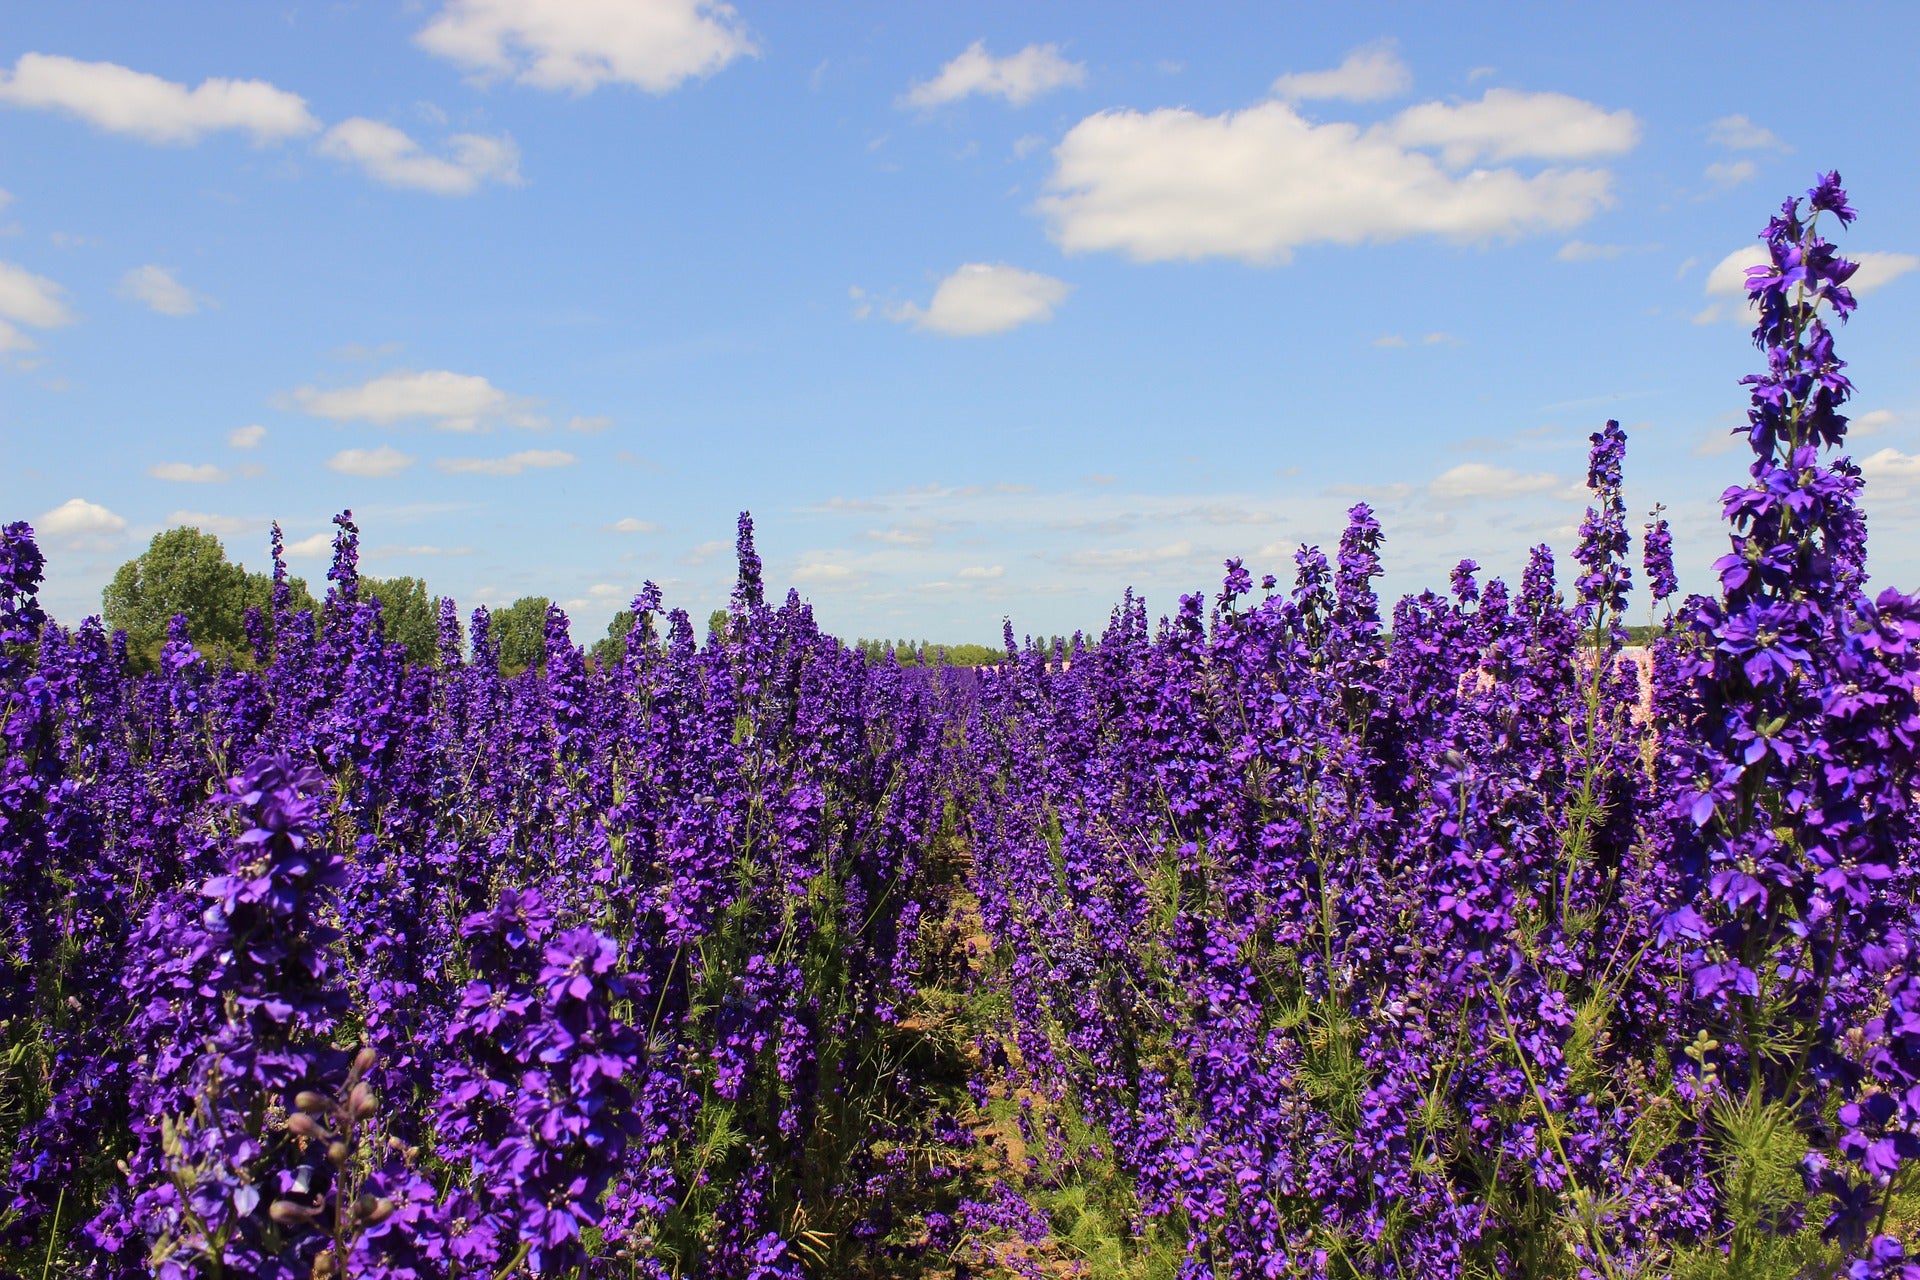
[959,564,1005,580]
[1707,114,1786,151]
[0,259,77,352]
[327,445,416,478]
[119,264,209,316]
[1852,252,1920,293]
[416,0,755,94]
[1704,159,1757,190]
[1862,448,1920,483]
[1855,409,1898,436]
[1429,462,1559,501]
[166,510,260,537]
[290,369,523,431]
[1067,540,1194,568]
[1704,245,1916,309]
[147,461,228,483]
[318,119,522,196]
[1704,245,1769,297]
[1387,89,1639,166]
[38,496,126,539]
[435,449,575,476]
[792,561,853,583]
[608,517,658,532]
[888,263,1070,336]
[228,423,267,449]
[283,532,334,557]
[902,41,1086,109]
[0,53,320,145]
[1271,42,1410,103]
[1039,89,1634,265]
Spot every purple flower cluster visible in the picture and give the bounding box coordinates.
[960,175,1920,1277]
[0,509,967,1276]
[3,174,1918,1278]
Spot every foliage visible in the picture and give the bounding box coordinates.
[102,526,318,671]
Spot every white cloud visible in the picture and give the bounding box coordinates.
[416,0,755,94]
[291,369,520,431]
[567,414,612,433]
[119,264,208,316]
[1705,245,1917,304]
[959,564,1005,579]
[792,561,853,583]
[328,445,416,478]
[1855,409,1898,436]
[888,263,1070,336]
[1862,448,1920,483]
[1271,42,1410,103]
[228,423,267,449]
[1067,540,1194,568]
[1557,240,1632,261]
[1429,462,1558,501]
[148,461,228,483]
[436,448,575,476]
[1039,92,1628,265]
[1388,89,1639,167]
[1852,252,1920,293]
[0,53,319,145]
[318,119,521,196]
[283,532,334,557]
[1707,114,1785,151]
[0,260,77,344]
[1558,240,1618,262]
[608,517,658,532]
[1704,244,1770,296]
[1012,133,1048,158]
[166,510,259,537]
[1373,334,1407,347]
[38,496,126,538]
[902,41,1086,109]
[1704,159,1756,189]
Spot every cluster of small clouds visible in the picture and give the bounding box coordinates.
[878,40,1653,339]
[0,0,762,198]
[1696,113,1791,192]
[0,257,75,355]
[1037,73,1638,266]
[287,368,597,478]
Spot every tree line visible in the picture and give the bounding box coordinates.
[99,527,1006,676]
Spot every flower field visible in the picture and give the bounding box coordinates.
[4,176,1919,1279]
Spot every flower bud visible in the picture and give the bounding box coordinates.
[311,1250,338,1280]
[287,1113,330,1141]
[327,1140,348,1168]
[293,1091,332,1115]
[353,1193,392,1224]
[351,1046,377,1081]
[271,1199,319,1225]
[348,1081,377,1120]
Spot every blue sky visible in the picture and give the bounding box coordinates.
[3,1,1918,646]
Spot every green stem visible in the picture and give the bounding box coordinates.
[39,1187,63,1280]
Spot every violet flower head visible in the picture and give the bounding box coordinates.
[734,511,764,611]
[1643,506,1678,602]
[329,510,361,605]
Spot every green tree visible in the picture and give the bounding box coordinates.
[491,595,551,676]
[102,527,317,671]
[361,575,438,665]
[593,609,635,671]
